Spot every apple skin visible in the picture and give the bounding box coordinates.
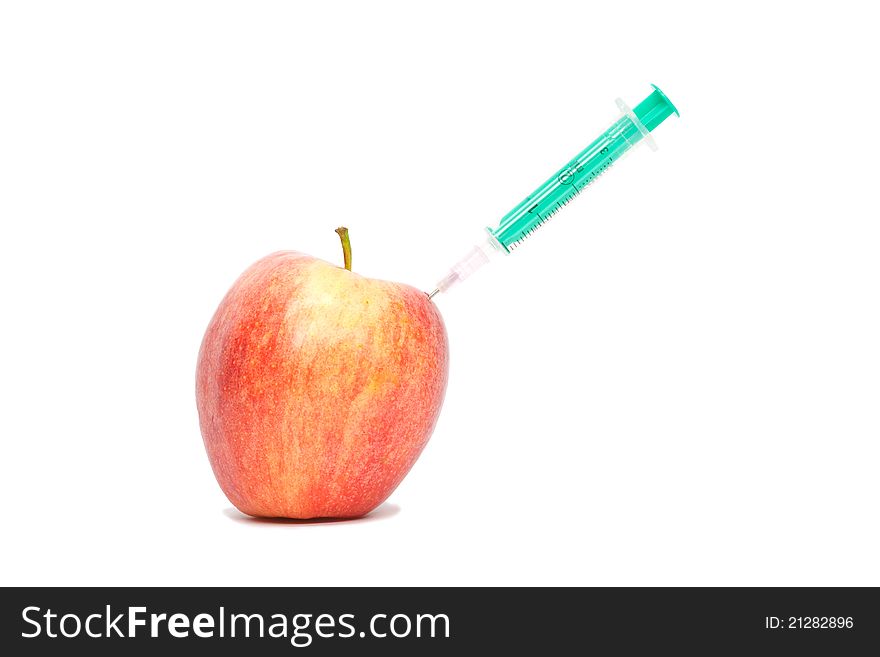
[196,251,449,519]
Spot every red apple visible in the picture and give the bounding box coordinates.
[196,229,448,519]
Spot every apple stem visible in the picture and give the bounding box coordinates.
[335,227,352,271]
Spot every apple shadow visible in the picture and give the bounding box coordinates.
[222,502,400,526]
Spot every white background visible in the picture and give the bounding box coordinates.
[1,1,878,586]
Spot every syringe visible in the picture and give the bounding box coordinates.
[428,84,679,299]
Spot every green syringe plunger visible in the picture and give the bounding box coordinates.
[429,84,679,299]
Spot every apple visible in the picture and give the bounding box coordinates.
[196,228,449,519]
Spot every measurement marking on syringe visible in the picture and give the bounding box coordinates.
[510,158,612,245]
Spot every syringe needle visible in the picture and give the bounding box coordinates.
[427,239,499,301]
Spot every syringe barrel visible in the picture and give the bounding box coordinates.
[487,85,678,251]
